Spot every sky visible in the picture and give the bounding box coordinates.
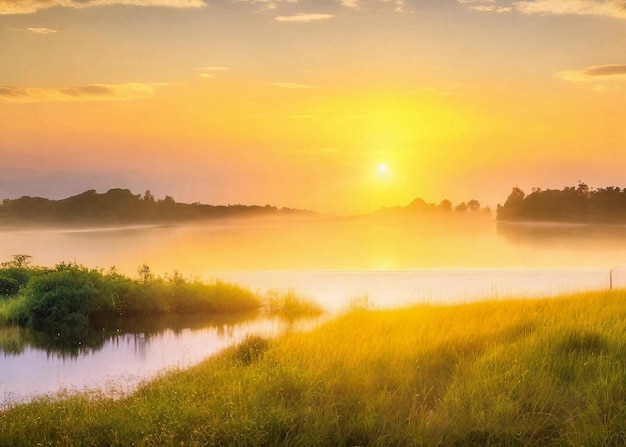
[1,0,626,215]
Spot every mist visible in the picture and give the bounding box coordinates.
[1,213,623,301]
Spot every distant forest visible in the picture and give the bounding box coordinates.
[374,197,490,216]
[497,183,626,223]
[0,189,309,226]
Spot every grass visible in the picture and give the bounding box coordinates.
[0,295,27,325]
[263,289,324,320]
[4,289,626,445]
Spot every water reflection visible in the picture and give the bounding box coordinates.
[1,313,258,358]
[0,312,320,408]
[497,221,626,247]
[4,216,626,274]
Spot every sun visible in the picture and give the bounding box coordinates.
[376,163,392,181]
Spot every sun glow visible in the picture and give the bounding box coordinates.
[374,162,394,184]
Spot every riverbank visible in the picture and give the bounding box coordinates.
[0,262,322,329]
[3,289,626,445]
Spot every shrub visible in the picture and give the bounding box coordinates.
[0,276,19,297]
[0,266,41,288]
[24,264,114,328]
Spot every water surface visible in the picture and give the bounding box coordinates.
[2,216,626,407]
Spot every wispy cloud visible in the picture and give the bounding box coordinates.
[340,0,406,12]
[458,0,626,20]
[0,82,159,103]
[27,27,58,34]
[0,0,205,16]
[471,5,512,12]
[557,64,626,82]
[514,0,626,19]
[268,82,314,89]
[457,0,512,13]
[197,66,230,78]
[275,13,334,22]
[235,0,297,12]
[198,66,230,71]
[340,0,360,8]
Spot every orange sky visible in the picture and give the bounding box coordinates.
[2,0,626,214]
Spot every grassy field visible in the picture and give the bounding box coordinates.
[3,289,626,446]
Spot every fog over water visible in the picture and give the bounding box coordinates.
[1,214,625,307]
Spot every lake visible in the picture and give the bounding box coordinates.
[2,215,626,407]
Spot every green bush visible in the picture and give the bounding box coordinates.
[0,275,19,297]
[102,271,150,316]
[0,266,45,287]
[2,261,262,330]
[24,264,114,328]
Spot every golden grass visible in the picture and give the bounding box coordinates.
[263,288,324,320]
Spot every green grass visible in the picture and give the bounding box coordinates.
[4,289,626,445]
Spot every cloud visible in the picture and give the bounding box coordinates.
[458,0,626,18]
[268,82,314,89]
[239,0,405,13]
[275,13,334,22]
[0,82,159,102]
[0,0,205,15]
[340,0,360,7]
[198,66,231,71]
[469,5,512,12]
[557,64,626,81]
[457,0,512,13]
[235,0,297,12]
[197,66,230,79]
[27,27,58,34]
[513,0,626,20]
[339,0,406,12]
[584,64,626,76]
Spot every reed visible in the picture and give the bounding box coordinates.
[263,288,324,319]
[3,289,626,446]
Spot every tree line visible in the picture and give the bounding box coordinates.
[497,183,626,223]
[0,188,309,226]
[374,197,490,217]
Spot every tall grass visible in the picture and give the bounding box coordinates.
[263,288,324,319]
[0,295,28,325]
[3,289,626,445]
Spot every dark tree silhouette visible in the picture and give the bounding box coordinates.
[0,189,312,226]
[497,183,626,223]
[439,199,452,212]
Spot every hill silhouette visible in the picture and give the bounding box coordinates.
[0,189,311,227]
